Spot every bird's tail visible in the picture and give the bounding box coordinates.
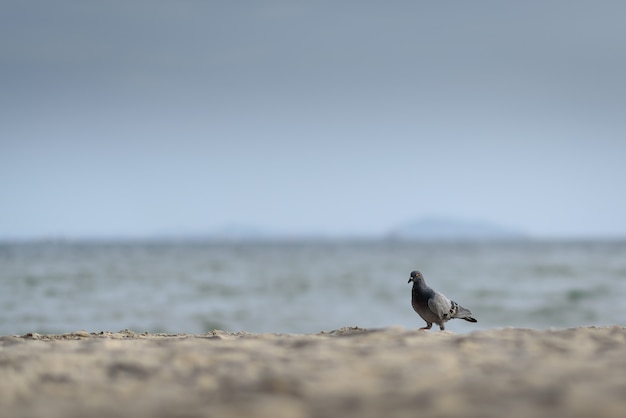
[453,302,478,323]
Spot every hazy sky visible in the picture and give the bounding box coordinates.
[2,1,626,239]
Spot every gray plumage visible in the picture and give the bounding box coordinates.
[408,270,477,331]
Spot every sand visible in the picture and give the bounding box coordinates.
[1,326,625,418]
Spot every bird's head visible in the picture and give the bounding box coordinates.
[408,270,424,283]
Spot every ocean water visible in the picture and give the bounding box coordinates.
[1,240,626,335]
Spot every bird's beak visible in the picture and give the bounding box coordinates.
[408,278,413,283]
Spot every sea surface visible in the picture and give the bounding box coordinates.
[1,240,626,335]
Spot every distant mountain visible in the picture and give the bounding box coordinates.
[387,217,526,241]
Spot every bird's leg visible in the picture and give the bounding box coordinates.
[419,322,432,330]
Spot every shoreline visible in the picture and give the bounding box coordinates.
[2,326,625,418]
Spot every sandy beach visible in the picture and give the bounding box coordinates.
[1,326,625,418]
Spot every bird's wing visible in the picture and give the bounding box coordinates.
[427,292,453,320]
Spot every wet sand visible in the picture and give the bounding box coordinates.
[1,326,625,418]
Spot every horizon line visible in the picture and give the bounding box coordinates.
[2,233,626,244]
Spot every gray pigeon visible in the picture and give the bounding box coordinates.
[408,270,477,331]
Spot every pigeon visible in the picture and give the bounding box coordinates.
[408,270,477,331]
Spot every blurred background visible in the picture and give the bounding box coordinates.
[1,1,625,335]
